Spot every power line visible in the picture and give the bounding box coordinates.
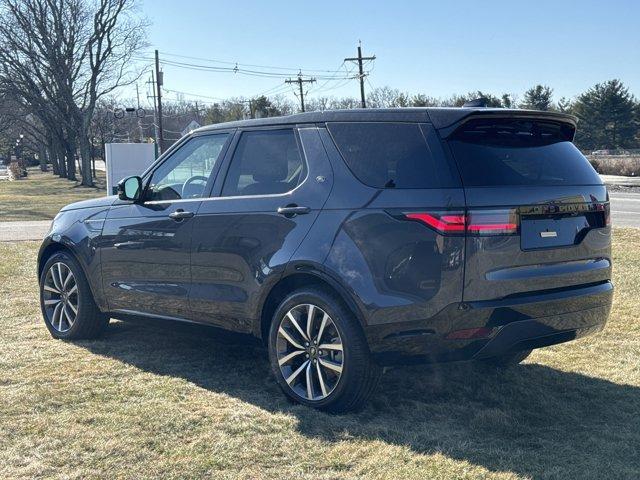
[133,46,378,117]
[164,88,226,101]
[138,50,347,74]
[252,82,294,98]
[134,55,356,81]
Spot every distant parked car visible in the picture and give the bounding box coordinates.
[37,108,613,412]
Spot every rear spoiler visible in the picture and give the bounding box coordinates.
[428,108,578,139]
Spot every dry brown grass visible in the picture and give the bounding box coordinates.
[0,168,105,221]
[588,155,640,177]
[1,230,639,479]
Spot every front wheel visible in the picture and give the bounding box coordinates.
[39,251,109,340]
[268,287,381,413]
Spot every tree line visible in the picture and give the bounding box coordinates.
[0,0,145,186]
[106,79,638,156]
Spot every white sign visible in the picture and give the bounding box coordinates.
[105,143,156,195]
[181,120,201,137]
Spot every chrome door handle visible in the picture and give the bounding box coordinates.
[169,209,195,220]
[277,205,311,217]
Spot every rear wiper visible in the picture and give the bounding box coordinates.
[384,179,396,188]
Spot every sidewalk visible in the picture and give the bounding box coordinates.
[600,174,640,187]
[0,220,51,242]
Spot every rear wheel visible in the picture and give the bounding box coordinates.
[39,251,109,339]
[481,349,532,368]
[268,287,381,413]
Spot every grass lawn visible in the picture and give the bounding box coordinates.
[0,168,105,221]
[1,230,639,479]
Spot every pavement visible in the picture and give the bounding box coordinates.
[600,174,640,187]
[0,220,51,242]
[609,191,640,228]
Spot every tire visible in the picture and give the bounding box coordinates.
[268,287,381,413]
[39,251,109,340]
[481,349,532,368]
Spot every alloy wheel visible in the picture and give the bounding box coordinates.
[276,303,344,401]
[42,262,78,333]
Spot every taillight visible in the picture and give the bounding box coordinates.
[404,212,466,234]
[466,209,518,235]
[604,203,611,226]
[402,209,518,236]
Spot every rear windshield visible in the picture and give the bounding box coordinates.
[327,122,460,189]
[448,118,601,186]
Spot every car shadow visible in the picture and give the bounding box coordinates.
[79,318,640,479]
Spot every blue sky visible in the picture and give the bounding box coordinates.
[135,0,640,107]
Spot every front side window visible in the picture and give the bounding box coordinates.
[146,133,229,201]
[221,129,306,197]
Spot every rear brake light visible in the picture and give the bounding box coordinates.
[402,209,518,236]
[404,212,466,234]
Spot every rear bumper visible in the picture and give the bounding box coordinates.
[368,281,613,366]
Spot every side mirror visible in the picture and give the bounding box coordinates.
[117,176,142,202]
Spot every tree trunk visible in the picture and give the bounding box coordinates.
[47,141,59,176]
[55,142,67,178]
[79,136,93,187]
[65,139,76,181]
[39,144,48,172]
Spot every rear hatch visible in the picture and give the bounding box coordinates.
[444,113,611,302]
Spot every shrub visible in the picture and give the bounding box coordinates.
[587,155,640,176]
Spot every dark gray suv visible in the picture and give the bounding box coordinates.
[38,108,613,412]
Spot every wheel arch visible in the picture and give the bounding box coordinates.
[38,240,77,279]
[258,269,366,343]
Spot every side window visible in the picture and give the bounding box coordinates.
[221,129,306,197]
[146,134,229,201]
[327,122,460,189]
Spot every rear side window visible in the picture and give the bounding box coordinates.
[448,118,601,186]
[221,129,306,197]
[327,122,460,189]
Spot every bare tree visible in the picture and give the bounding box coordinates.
[0,0,147,185]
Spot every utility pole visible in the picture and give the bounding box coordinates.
[147,71,160,158]
[194,101,202,124]
[155,49,164,154]
[285,73,316,112]
[135,83,144,143]
[344,42,376,108]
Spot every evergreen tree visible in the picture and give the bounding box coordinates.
[521,85,554,110]
[572,79,638,150]
[556,97,573,113]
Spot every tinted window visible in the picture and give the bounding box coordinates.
[448,118,601,186]
[147,134,229,201]
[221,129,306,197]
[327,122,459,188]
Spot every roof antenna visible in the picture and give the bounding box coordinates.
[463,97,488,108]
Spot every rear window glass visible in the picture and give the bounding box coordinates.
[448,118,601,186]
[327,122,460,188]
